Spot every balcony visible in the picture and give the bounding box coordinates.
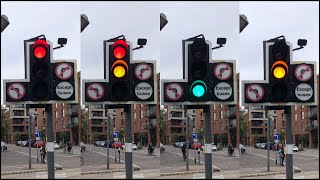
[12,110,25,118]
[170,111,183,118]
[91,119,104,125]
[12,118,25,125]
[225,106,236,118]
[91,104,104,109]
[67,107,78,117]
[12,104,25,109]
[90,111,104,118]
[306,125,318,131]
[145,105,156,118]
[307,106,318,120]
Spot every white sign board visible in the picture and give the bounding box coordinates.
[135,82,153,100]
[56,81,74,99]
[214,82,232,100]
[295,83,313,101]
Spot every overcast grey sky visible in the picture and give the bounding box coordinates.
[1,1,81,104]
[160,2,240,80]
[81,2,160,80]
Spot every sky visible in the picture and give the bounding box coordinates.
[81,2,160,80]
[160,2,240,80]
[239,1,319,106]
[1,1,319,106]
[1,1,81,104]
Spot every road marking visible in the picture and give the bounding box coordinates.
[35,172,67,178]
[273,174,305,179]
[11,149,63,167]
[192,174,224,179]
[112,171,144,179]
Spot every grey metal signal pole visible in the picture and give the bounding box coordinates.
[185,106,189,171]
[124,105,133,179]
[107,113,111,169]
[284,106,293,179]
[46,104,55,179]
[267,114,271,172]
[204,105,212,179]
[28,111,32,169]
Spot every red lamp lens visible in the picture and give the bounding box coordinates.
[114,47,126,59]
[34,46,47,59]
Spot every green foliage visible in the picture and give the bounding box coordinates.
[92,132,99,141]
[80,107,88,142]
[118,129,124,142]
[159,109,167,144]
[1,106,9,141]
[15,132,21,141]
[239,110,248,143]
[198,130,204,143]
[172,133,179,142]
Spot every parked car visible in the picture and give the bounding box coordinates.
[53,141,60,149]
[24,140,36,147]
[32,140,45,148]
[173,142,180,148]
[1,142,8,151]
[292,144,299,152]
[94,141,101,146]
[99,141,106,147]
[202,143,217,151]
[254,142,261,149]
[132,143,138,150]
[191,142,202,150]
[21,141,28,147]
[112,142,123,149]
[103,140,114,148]
[260,143,266,149]
[264,142,275,150]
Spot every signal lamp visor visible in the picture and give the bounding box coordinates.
[32,39,49,59]
[191,80,207,97]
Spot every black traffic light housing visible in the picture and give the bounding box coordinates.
[29,39,52,101]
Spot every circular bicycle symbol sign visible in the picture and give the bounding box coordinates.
[134,63,152,81]
[295,64,312,82]
[55,63,73,80]
[214,63,232,80]
[86,83,104,101]
[165,83,184,101]
[7,83,26,100]
[245,84,264,102]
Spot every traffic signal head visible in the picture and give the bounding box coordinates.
[268,39,291,102]
[187,39,210,101]
[29,39,52,101]
[108,39,131,101]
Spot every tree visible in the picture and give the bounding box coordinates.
[239,110,248,144]
[118,129,124,142]
[80,107,88,143]
[1,105,9,141]
[172,133,179,142]
[159,109,167,144]
[253,134,260,143]
[198,129,204,143]
[279,131,285,144]
[92,132,99,141]
[15,132,21,141]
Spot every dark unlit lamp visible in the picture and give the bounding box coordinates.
[1,14,9,33]
[160,13,168,31]
[240,14,249,33]
[81,14,89,33]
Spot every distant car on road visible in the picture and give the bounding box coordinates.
[94,141,101,146]
[132,143,137,150]
[260,143,266,149]
[292,144,299,152]
[32,140,45,148]
[112,142,123,149]
[254,142,261,149]
[53,141,60,149]
[191,142,202,150]
[201,143,217,151]
[264,142,275,150]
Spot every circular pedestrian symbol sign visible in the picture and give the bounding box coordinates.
[246,84,264,102]
[134,63,152,81]
[165,83,183,101]
[135,82,153,100]
[295,83,313,101]
[86,83,104,100]
[214,63,232,80]
[55,63,73,80]
[7,83,26,100]
[295,64,312,82]
[56,81,74,99]
[214,82,232,100]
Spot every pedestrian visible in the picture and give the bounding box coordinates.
[279,146,285,166]
[40,145,46,163]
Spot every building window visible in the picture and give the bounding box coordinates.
[213,104,215,110]
[121,119,124,126]
[134,104,136,109]
[294,105,297,110]
[220,111,223,119]
[56,111,58,118]
[140,104,143,108]
[213,122,216,131]
[214,113,216,120]
[302,105,304,109]
[301,112,304,120]
[301,122,304,131]
[134,112,136,120]
[295,114,297,121]
[141,110,143,118]
[63,109,65,117]
[220,104,223,108]
[56,120,58,129]
[55,104,57,109]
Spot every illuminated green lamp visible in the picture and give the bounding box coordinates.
[191,80,207,97]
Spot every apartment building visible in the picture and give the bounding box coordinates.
[86,73,161,147]
[6,72,81,145]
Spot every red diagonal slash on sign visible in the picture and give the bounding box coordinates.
[138,66,150,78]
[9,84,23,98]
[298,66,311,80]
[217,66,229,78]
[58,64,72,78]
[168,84,181,98]
[248,86,261,99]
[89,86,101,98]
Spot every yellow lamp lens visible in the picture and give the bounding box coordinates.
[273,67,285,79]
[114,66,125,78]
